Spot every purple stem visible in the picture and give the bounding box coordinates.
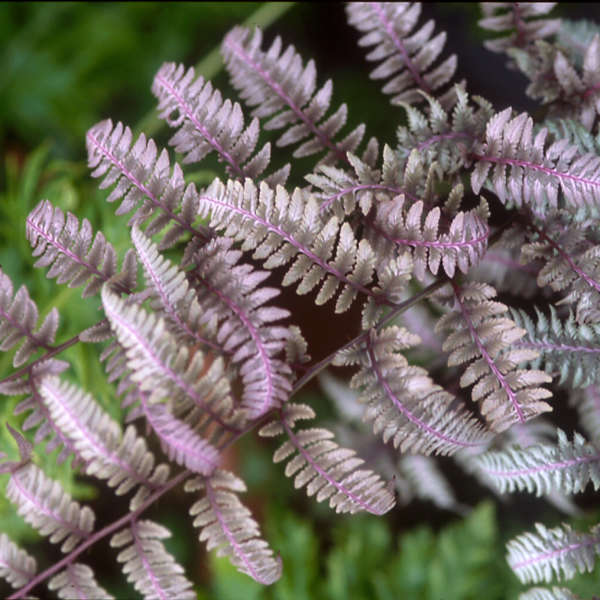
[511,535,600,572]
[8,471,189,600]
[131,520,167,600]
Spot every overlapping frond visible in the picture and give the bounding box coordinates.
[395,89,493,173]
[346,2,458,107]
[471,109,600,217]
[569,385,600,441]
[38,376,171,509]
[367,190,489,280]
[111,519,196,600]
[477,429,600,496]
[0,268,58,367]
[101,286,235,432]
[198,177,402,312]
[0,428,95,554]
[0,533,36,589]
[185,470,282,585]
[259,403,395,515]
[222,26,366,165]
[152,62,289,185]
[48,563,114,600]
[27,199,137,297]
[334,326,490,454]
[131,226,219,350]
[478,3,560,54]
[435,282,553,431]
[190,237,294,419]
[520,216,600,323]
[511,307,600,387]
[86,119,210,249]
[507,522,600,584]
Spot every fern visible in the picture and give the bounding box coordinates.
[222,26,368,165]
[185,470,282,585]
[259,403,395,515]
[436,281,553,431]
[345,2,458,107]
[48,563,114,600]
[507,522,600,584]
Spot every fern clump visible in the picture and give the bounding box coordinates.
[3,3,600,598]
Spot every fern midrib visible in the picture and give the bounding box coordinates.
[223,35,350,165]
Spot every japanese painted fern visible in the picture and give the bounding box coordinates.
[3,3,600,598]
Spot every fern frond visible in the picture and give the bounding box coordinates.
[569,385,600,441]
[0,268,59,367]
[520,216,600,323]
[471,109,600,217]
[0,533,36,589]
[511,307,600,387]
[101,286,235,432]
[152,62,289,186]
[131,226,220,351]
[436,281,553,431]
[48,563,114,600]
[395,89,493,174]
[368,190,489,280]
[140,395,221,475]
[507,522,600,584]
[111,519,196,600]
[198,177,400,312]
[519,587,580,600]
[478,3,560,54]
[185,470,282,585]
[259,403,395,515]
[86,119,210,248]
[1,444,94,553]
[477,429,600,496]
[26,199,137,297]
[190,237,294,419]
[38,376,171,509]
[334,326,490,454]
[222,26,366,165]
[345,2,458,107]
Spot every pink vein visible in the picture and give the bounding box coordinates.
[0,301,52,352]
[86,130,209,242]
[131,521,167,600]
[319,183,412,213]
[201,194,385,303]
[134,239,223,353]
[511,536,600,571]
[484,450,600,479]
[451,282,525,424]
[530,224,600,295]
[197,277,277,418]
[366,337,481,449]
[516,340,600,354]
[204,479,271,584]
[41,381,158,490]
[141,396,219,476]
[471,153,600,196]
[281,412,389,514]
[154,73,245,178]
[223,35,349,164]
[103,301,237,432]
[370,2,430,93]
[10,468,90,540]
[66,566,86,600]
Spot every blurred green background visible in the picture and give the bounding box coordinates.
[1,3,600,599]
